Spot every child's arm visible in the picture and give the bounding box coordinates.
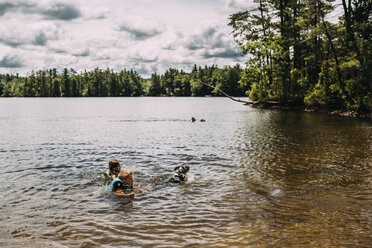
[114,191,134,198]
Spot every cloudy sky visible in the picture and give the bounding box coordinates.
[0,0,255,77]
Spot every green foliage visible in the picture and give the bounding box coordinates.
[304,83,329,108]
[190,79,204,96]
[0,65,243,98]
[0,78,23,97]
[228,0,372,112]
[239,66,259,95]
[51,78,61,97]
[248,83,262,101]
[148,73,162,96]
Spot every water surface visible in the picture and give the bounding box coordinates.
[0,97,371,247]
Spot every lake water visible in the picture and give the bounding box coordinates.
[0,97,371,247]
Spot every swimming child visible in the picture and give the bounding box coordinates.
[106,170,134,198]
[102,159,121,181]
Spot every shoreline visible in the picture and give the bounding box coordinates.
[1,96,371,119]
[245,101,372,119]
[304,108,372,119]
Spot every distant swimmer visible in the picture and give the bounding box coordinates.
[191,117,206,122]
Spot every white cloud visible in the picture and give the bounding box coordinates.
[0,0,82,20]
[0,17,60,47]
[82,6,110,20]
[116,15,164,40]
[39,2,82,20]
[158,20,243,63]
[0,54,23,68]
[223,0,256,13]
[0,0,247,76]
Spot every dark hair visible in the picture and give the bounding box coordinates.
[112,180,132,192]
[112,180,124,192]
[109,159,120,170]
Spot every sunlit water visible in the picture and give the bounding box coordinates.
[0,97,371,247]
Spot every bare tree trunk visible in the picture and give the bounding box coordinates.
[201,82,254,104]
[279,0,290,102]
[313,0,320,86]
[259,0,273,86]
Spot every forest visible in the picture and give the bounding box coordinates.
[0,0,371,113]
[229,0,371,112]
[0,65,243,97]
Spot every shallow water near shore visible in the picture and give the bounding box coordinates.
[0,97,371,247]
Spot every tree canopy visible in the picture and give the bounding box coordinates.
[1,0,370,113]
[0,65,244,97]
[229,0,372,112]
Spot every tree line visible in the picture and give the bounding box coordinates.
[0,65,244,97]
[1,0,370,113]
[229,0,371,112]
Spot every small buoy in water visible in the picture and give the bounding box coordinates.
[200,119,206,122]
[191,117,196,122]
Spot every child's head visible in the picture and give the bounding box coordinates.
[118,170,133,187]
[109,159,121,172]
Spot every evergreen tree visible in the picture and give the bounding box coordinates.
[149,72,163,96]
[61,68,71,97]
[24,71,36,97]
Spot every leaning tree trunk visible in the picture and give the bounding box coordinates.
[201,82,254,104]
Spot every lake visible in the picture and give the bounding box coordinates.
[0,97,371,247]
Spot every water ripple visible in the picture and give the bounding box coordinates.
[0,98,371,247]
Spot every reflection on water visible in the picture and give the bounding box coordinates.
[231,111,371,247]
[0,98,371,247]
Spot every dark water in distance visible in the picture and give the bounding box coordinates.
[0,97,371,247]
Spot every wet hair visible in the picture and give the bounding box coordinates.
[118,170,133,187]
[112,180,132,192]
[111,170,133,192]
[109,159,121,171]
